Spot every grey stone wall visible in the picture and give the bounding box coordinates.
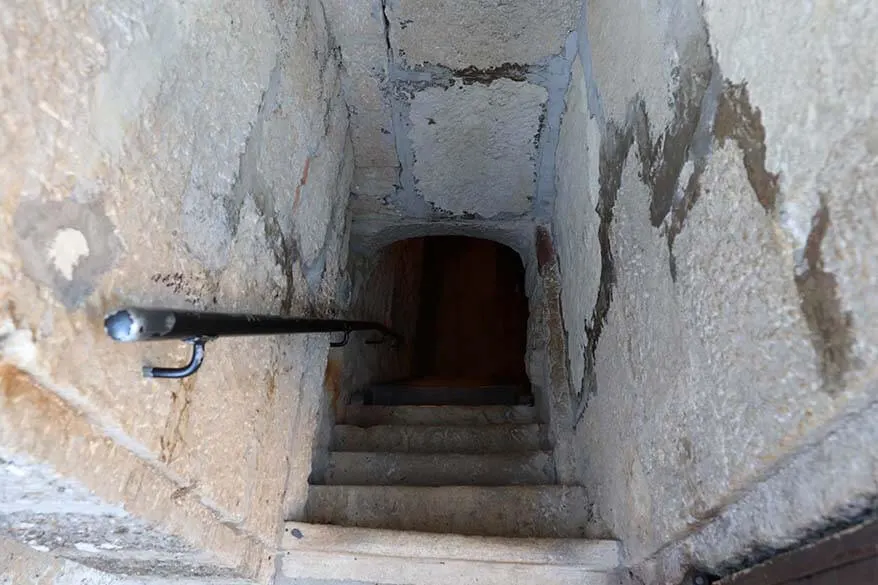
[322,0,580,251]
[1,0,352,581]
[549,0,878,579]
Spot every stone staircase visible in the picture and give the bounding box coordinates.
[280,399,620,584]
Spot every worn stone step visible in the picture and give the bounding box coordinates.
[364,383,532,406]
[331,424,547,453]
[306,486,598,538]
[341,405,538,427]
[319,451,555,486]
[280,522,620,585]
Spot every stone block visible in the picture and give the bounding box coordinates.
[386,0,579,69]
[408,79,547,217]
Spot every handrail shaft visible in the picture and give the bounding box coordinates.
[104,307,398,343]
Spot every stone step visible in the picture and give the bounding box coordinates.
[364,383,531,406]
[342,405,538,427]
[306,486,597,538]
[280,522,620,585]
[331,424,547,453]
[319,451,555,486]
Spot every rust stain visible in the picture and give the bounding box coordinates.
[323,355,343,418]
[795,201,858,395]
[0,364,99,452]
[159,376,195,464]
[535,225,555,274]
[0,364,47,405]
[292,157,311,212]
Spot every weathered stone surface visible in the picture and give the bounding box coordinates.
[322,451,555,486]
[306,486,598,538]
[331,424,546,454]
[577,144,823,556]
[409,80,547,217]
[386,0,579,70]
[553,56,601,396]
[585,0,706,137]
[703,0,878,253]
[322,0,400,204]
[548,0,878,576]
[644,396,878,584]
[1,0,351,580]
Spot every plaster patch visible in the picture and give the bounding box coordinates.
[48,229,90,281]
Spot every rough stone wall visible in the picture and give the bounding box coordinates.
[0,535,250,585]
[550,0,878,579]
[1,0,351,581]
[322,0,579,251]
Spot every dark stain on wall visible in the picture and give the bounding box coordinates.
[535,225,556,273]
[795,201,857,395]
[649,50,718,281]
[714,82,780,213]
[453,62,529,85]
[578,117,636,410]
[14,198,120,309]
[641,60,713,229]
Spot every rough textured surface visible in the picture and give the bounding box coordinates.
[409,80,547,217]
[321,452,555,486]
[281,544,615,585]
[386,0,579,70]
[547,0,878,579]
[321,0,577,253]
[0,537,253,585]
[306,486,599,538]
[342,405,538,426]
[553,56,602,396]
[282,523,620,568]
[1,0,351,580]
[331,424,547,454]
[5,0,878,582]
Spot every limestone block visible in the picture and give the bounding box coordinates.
[408,80,547,217]
[386,0,579,69]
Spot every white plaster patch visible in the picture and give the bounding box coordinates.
[47,228,90,280]
[409,79,547,217]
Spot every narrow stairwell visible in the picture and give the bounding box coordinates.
[280,391,621,584]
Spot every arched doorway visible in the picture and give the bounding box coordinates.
[362,236,532,406]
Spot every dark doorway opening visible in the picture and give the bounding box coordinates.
[365,236,531,406]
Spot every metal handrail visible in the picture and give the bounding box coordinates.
[104,307,400,379]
